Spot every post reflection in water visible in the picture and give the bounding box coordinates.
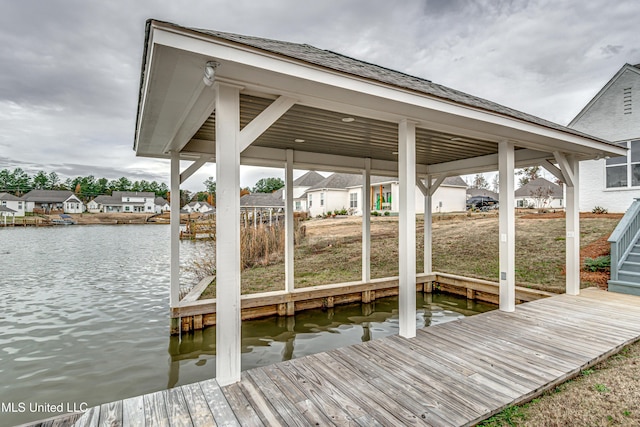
[166,291,495,388]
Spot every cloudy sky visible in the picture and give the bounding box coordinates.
[1,0,638,192]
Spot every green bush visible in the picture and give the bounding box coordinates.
[384,211,390,216]
[592,206,608,214]
[584,255,610,272]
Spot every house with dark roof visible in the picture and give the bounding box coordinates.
[515,177,563,209]
[305,173,467,217]
[21,190,84,214]
[466,188,499,201]
[0,192,25,216]
[570,63,640,212]
[154,197,170,213]
[87,191,156,213]
[239,171,325,212]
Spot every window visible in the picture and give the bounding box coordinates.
[606,140,640,188]
[125,206,130,212]
[308,194,312,208]
[349,192,358,208]
[320,193,324,206]
[295,201,301,211]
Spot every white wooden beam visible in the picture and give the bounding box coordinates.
[429,174,448,197]
[163,79,217,154]
[285,149,295,293]
[498,141,515,312]
[542,159,565,183]
[415,176,428,196]
[215,83,241,386]
[426,148,553,176]
[239,96,296,152]
[169,151,180,308]
[180,156,213,184]
[565,156,580,295]
[362,158,371,283]
[398,119,417,338]
[553,151,575,187]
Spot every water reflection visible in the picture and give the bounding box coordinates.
[166,292,495,387]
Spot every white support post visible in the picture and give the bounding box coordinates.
[285,149,295,293]
[565,156,580,295]
[215,83,242,386]
[425,176,433,274]
[170,151,180,309]
[362,158,371,283]
[498,141,515,312]
[398,119,417,338]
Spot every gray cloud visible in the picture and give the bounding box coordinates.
[0,0,639,192]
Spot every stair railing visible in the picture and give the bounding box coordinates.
[608,199,640,281]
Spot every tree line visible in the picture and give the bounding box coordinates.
[1,167,287,207]
[0,168,169,200]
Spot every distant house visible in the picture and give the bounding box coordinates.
[305,173,467,217]
[21,190,84,214]
[569,63,640,212]
[155,197,170,213]
[0,192,25,216]
[182,201,214,214]
[240,171,325,212]
[515,177,564,209]
[87,191,156,213]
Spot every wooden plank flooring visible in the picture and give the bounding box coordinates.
[22,288,640,427]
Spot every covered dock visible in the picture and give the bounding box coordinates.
[132,19,626,389]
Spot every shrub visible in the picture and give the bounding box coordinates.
[584,255,611,272]
[592,206,608,214]
[384,211,391,216]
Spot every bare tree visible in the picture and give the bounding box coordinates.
[529,186,553,209]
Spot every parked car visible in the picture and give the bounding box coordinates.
[466,196,498,211]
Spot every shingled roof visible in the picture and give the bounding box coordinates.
[153,21,607,143]
[21,190,80,203]
[515,177,562,198]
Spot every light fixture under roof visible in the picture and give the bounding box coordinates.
[294,138,305,143]
[450,137,463,142]
[341,117,355,123]
[392,151,399,155]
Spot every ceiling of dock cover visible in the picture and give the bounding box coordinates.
[134,20,626,175]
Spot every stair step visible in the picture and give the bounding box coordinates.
[626,254,640,263]
[617,270,640,282]
[608,279,640,296]
[620,261,640,273]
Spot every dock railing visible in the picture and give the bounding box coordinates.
[608,198,640,281]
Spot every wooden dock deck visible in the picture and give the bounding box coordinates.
[24,288,640,427]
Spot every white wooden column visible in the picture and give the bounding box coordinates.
[362,158,371,283]
[553,153,580,295]
[425,176,433,274]
[285,149,295,293]
[398,119,417,338]
[215,83,242,385]
[498,141,515,312]
[169,151,180,308]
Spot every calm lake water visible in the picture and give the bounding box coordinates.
[0,224,495,426]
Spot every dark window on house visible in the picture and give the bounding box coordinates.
[606,140,640,188]
[308,194,312,208]
[320,193,324,206]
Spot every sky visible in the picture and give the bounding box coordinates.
[0,0,638,193]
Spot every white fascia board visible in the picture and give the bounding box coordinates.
[151,25,618,156]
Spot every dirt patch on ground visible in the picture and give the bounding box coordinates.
[520,212,624,220]
[579,234,612,289]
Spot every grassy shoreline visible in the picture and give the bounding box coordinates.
[199,213,619,299]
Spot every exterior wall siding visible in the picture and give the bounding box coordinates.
[571,66,640,213]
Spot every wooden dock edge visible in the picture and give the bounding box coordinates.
[170,273,554,334]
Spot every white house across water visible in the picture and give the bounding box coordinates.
[134,20,625,386]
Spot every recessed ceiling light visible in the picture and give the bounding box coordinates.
[392,151,399,155]
[342,117,355,122]
[294,138,305,143]
[451,137,463,142]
